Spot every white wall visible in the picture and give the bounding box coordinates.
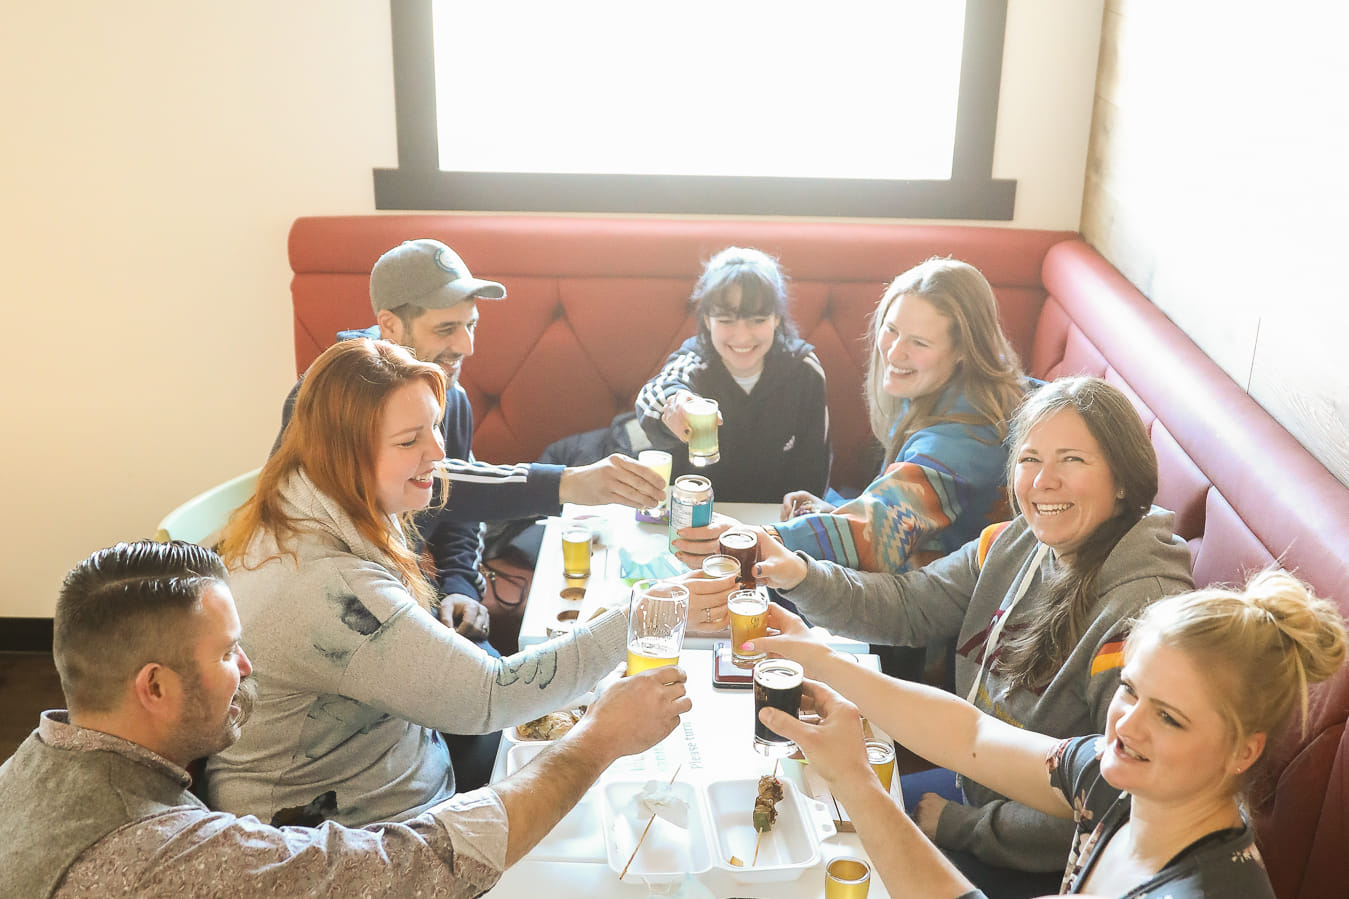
[0,0,1100,618]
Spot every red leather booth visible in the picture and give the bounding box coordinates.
[289,215,1349,898]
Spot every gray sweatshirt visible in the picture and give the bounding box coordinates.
[206,469,627,827]
[781,508,1193,871]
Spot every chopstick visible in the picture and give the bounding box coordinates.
[619,764,682,880]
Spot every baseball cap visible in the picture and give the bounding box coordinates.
[369,239,506,313]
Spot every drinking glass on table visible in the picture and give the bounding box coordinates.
[685,396,720,466]
[561,518,592,579]
[626,581,689,675]
[825,857,871,898]
[753,658,803,757]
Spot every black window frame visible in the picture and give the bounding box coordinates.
[374,0,1015,219]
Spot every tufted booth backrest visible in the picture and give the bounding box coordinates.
[288,216,1074,491]
[1032,240,1349,899]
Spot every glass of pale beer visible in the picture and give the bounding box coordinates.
[625,581,689,675]
[825,857,871,899]
[685,396,720,466]
[561,519,592,579]
[727,588,769,668]
[865,739,896,792]
[637,449,673,519]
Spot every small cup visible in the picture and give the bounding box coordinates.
[700,553,741,580]
[561,519,592,579]
[718,528,759,588]
[685,396,720,467]
[753,658,803,757]
[865,739,896,792]
[637,449,673,520]
[825,856,871,898]
[727,588,769,668]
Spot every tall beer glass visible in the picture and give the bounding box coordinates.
[626,581,689,675]
[753,658,803,757]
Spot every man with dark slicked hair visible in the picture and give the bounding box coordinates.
[0,540,689,898]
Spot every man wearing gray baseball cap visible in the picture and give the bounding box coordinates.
[272,239,665,786]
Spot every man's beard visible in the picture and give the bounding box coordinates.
[179,675,258,761]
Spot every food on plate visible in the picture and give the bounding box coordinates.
[752,774,784,832]
[728,855,744,867]
[514,707,585,741]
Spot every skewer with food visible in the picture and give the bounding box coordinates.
[729,768,784,867]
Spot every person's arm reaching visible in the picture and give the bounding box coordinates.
[760,681,979,899]
[748,605,1071,821]
[491,665,691,865]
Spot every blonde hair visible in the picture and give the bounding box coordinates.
[862,257,1024,461]
[220,339,447,610]
[1127,569,1347,753]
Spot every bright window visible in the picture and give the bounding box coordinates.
[376,0,1015,218]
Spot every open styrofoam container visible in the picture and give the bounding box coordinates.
[600,779,713,885]
[705,777,834,883]
[505,742,607,862]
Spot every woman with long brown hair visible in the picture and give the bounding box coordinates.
[207,339,630,827]
[751,376,1195,897]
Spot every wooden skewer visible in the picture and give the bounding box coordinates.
[751,759,780,866]
[620,764,682,880]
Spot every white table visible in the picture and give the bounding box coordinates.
[519,503,867,654]
[486,649,895,898]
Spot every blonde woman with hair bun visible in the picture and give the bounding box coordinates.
[747,570,1347,898]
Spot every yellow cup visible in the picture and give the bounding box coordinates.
[865,739,896,792]
[825,856,871,898]
[561,520,592,578]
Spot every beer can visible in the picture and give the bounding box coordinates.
[669,474,713,548]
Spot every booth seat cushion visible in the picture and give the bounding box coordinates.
[288,216,1074,491]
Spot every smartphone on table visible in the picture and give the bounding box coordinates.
[711,640,754,689]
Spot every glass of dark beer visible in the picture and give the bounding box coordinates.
[753,658,803,757]
[718,529,759,588]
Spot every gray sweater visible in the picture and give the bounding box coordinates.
[207,469,627,827]
[781,508,1193,871]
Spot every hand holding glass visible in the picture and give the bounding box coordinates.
[753,658,803,757]
[637,450,672,519]
[626,581,689,675]
[684,396,720,466]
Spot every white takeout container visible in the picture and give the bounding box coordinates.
[504,743,606,862]
[600,779,713,884]
[705,776,834,883]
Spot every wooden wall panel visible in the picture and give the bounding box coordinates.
[1081,0,1349,487]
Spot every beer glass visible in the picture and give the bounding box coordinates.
[865,739,896,792]
[727,588,769,668]
[752,658,803,757]
[637,449,672,520]
[824,857,871,898]
[625,581,689,676]
[561,519,592,579]
[718,529,759,588]
[700,554,740,581]
[685,396,720,466]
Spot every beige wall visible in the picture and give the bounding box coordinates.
[0,0,1101,618]
[1084,1,1349,487]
